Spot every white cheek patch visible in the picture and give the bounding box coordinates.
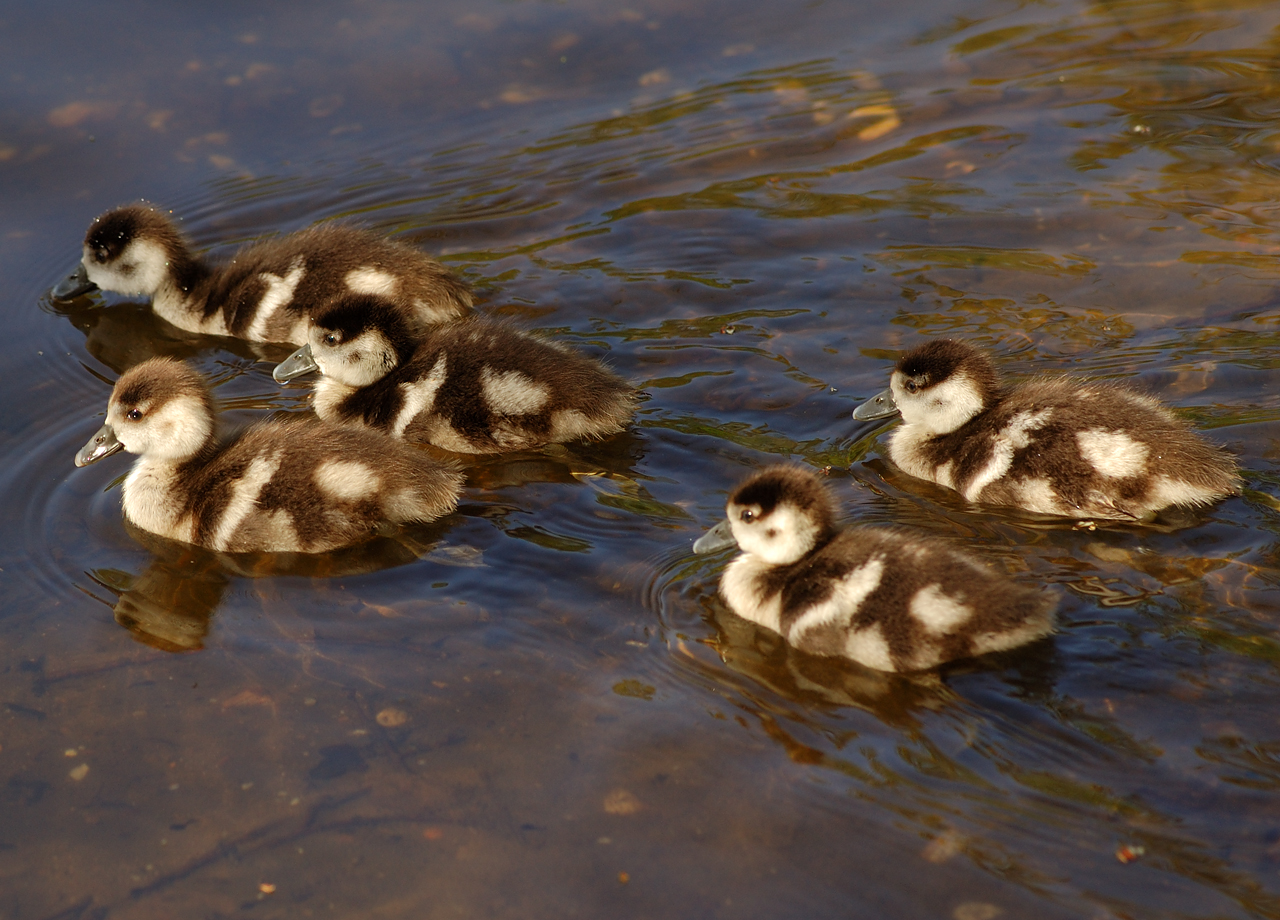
[964,408,1053,500]
[117,395,212,461]
[729,503,817,566]
[314,459,380,501]
[246,256,306,341]
[894,371,985,433]
[481,368,550,416]
[909,583,973,635]
[320,329,397,388]
[788,557,885,645]
[1076,429,1149,479]
[345,267,399,297]
[211,451,283,552]
[84,239,172,296]
[843,622,895,672]
[393,353,448,437]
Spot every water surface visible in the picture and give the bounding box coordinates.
[4,0,1280,917]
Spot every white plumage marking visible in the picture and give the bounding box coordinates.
[314,459,379,501]
[963,408,1052,500]
[720,554,783,635]
[909,583,973,635]
[345,267,399,297]
[246,256,306,341]
[211,451,283,551]
[1076,429,1149,479]
[789,557,885,644]
[393,353,448,437]
[1016,478,1060,515]
[843,623,895,671]
[481,367,549,416]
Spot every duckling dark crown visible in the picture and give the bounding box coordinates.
[896,339,1001,399]
[731,466,837,538]
[312,294,419,364]
[86,205,205,293]
[114,357,211,416]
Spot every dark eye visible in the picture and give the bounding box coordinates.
[904,380,919,394]
[324,333,338,346]
[739,509,755,523]
[94,247,109,263]
[127,408,142,421]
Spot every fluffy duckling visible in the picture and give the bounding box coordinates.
[852,339,1240,521]
[52,205,473,344]
[75,358,463,553]
[273,294,635,454]
[693,465,1055,672]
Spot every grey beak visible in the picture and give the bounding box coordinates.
[76,422,124,467]
[693,518,738,554]
[852,387,899,421]
[273,343,319,383]
[51,263,98,301]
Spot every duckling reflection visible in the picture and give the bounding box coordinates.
[706,597,958,727]
[44,293,288,376]
[90,517,458,652]
[89,550,228,652]
[852,339,1240,521]
[51,204,472,345]
[694,465,1056,672]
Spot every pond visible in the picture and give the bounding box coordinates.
[4,0,1280,917]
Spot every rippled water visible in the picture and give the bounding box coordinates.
[5,0,1280,917]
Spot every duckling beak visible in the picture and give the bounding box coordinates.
[75,422,124,467]
[273,343,319,383]
[852,387,899,421]
[693,518,738,554]
[51,263,98,301]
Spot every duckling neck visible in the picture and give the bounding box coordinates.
[150,260,224,337]
[314,376,359,421]
[122,456,197,544]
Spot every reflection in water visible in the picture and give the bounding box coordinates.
[86,520,453,651]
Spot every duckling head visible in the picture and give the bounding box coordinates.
[888,339,1001,434]
[76,358,215,467]
[274,294,415,386]
[67,206,190,300]
[696,465,837,565]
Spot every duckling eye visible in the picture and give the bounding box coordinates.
[323,333,338,346]
[739,509,755,523]
[904,380,920,394]
[126,408,142,421]
[93,247,109,263]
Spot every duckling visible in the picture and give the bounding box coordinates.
[51,205,473,344]
[693,465,1055,672]
[851,339,1240,521]
[273,294,635,454]
[74,357,463,553]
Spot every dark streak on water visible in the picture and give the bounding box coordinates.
[4,0,1280,918]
